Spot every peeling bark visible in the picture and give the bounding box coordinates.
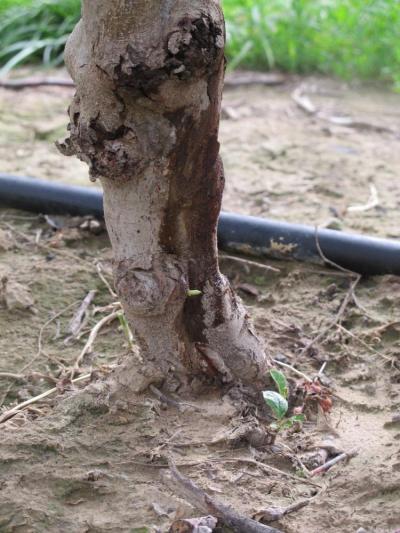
[59,0,269,389]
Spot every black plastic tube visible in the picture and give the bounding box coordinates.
[1,173,399,276]
[0,174,102,218]
[218,213,400,276]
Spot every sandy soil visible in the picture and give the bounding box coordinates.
[0,72,399,533]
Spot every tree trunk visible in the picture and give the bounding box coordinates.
[58,0,269,392]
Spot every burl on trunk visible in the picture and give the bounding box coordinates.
[58,0,270,391]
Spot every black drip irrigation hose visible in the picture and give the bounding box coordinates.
[0,173,399,277]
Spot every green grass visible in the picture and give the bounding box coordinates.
[0,0,32,12]
[224,0,400,86]
[1,0,400,87]
[0,0,79,75]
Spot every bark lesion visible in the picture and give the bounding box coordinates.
[165,15,224,77]
[114,14,224,94]
[57,103,145,182]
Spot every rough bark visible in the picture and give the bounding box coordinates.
[58,0,269,390]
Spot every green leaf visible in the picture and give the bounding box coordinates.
[270,369,289,399]
[262,390,288,420]
[278,419,295,430]
[291,414,305,423]
[278,414,305,430]
[117,312,135,351]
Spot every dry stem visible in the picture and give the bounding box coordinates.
[272,359,313,383]
[68,290,97,337]
[220,254,280,273]
[299,275,361,356]
[310,450,358,476]
[164,461,284,533]
[0,373,91,424]
[71,310,120,378]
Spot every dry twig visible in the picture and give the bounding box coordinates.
[254,498,311,523]
[95,262,117,297]
[291,87,317,114]
[67,290,97,337]
[220,254,280,273]
[164,461,284,533]
[0,72,286,91]
[291,85,394,134]
[225,72,286,87]
[0,373,91,424]
[71,310,120,378]
[35,300,81,368]
[337,324,391,362]
[0,77,75,89]
[0,372,24,380]
[233,458,320,488]
[347,184,379,213]
[310,449,358,476]
[0,299,81,409]
[2,223,94,271]
[272,359,313,383]
[314,226,358,277]
[299,263,361,356]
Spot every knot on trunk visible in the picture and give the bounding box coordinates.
[114,256,188,317]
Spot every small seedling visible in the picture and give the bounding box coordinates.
[262,369,305,431]
[263,389,288,420]
[117,311,135,352]
[270,368,289,399]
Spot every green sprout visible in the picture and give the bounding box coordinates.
[187,289,202,297]
[117,311,135,352]
[262,369,305,431]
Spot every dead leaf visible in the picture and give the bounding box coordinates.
[236,283,260,297]
[171,502,196,521]
[56,376,73,394]
[66,499,86,506]
[300,380,333,413]
[221,105,241,120]
[48,228,83,247]
[0,229,14,251]
[254,499,311,524]
[151,502,169,518]
[79,218,104,235]
[253,507,284,523]
[0,276,36,312]
[206,485,223,494]
[168,516,217,533]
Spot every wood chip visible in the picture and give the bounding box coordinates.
[67,290,97,337]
